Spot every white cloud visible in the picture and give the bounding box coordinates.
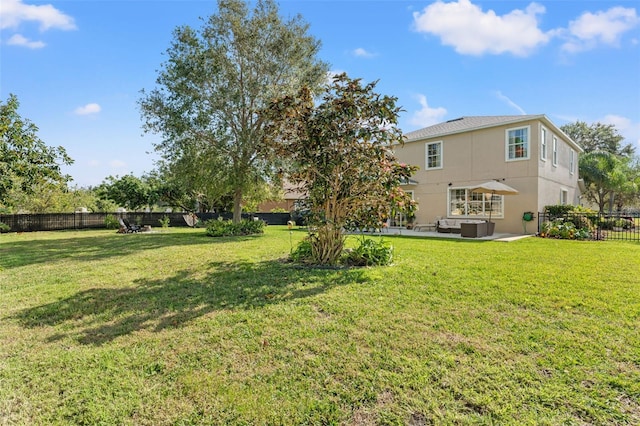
[352,47,376,58]
[74,103,101,116]
[88,160,100,167]
[6,33,45,49]
[0,0,76,31]
[561,7,639,53]
[601,114,640,150]
[412,0,552,57]
[495,91,527,115]
[409,94,447,128]
[109,160,127,169]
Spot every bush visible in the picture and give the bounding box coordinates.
[0,222,10,233]
[344,237,394,266]
[159,215,170,228]
[539,219,591,240]
[290,237,314,264]
[544,204,574,218]
[104,214,119,230]
[599,218,633,230]
[205,218,265,237]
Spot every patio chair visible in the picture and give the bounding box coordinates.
[118,217,141,233]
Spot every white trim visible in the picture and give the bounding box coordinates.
[540,125,548,161]
[425,140,443,170]
[505,125,531,162]
[560,188,568,205]
[552,136,558,167]
[569,149,575,175]
[447,187,504,219]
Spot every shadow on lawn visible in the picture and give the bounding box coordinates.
[0,230,256,269]
[12,259,369,345]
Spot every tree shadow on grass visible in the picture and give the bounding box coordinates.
[12,259,370,345]
[0,230,258,270]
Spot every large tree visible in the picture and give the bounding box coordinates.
[139,0,329,222]
[561,121,635,156]
[561,120,638,212]
[264,74,417,265]
[97,174,154,211]
[578,151,633,214]
[0,94,73,210]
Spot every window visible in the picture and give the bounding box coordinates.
[540,127,547,161]
[448,188,503,218]
[560,189,568,205]
[552,136,558,166]
[569,149,575,175]
[506,126,529,160]
[426,141,443,169]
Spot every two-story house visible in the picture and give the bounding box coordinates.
[394,115,584,235]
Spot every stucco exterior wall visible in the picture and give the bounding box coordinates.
[396,118,580,234]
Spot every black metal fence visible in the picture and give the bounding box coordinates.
[0,212,292,233]
[537,211,640,241]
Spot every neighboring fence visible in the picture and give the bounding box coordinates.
[0,212,292,233]
[537,211,640,241]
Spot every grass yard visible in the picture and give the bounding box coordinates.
[0,227,638,425]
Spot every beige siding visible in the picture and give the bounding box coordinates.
[397,118,580,234]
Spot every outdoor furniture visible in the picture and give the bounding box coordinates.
[461,221,488,238]
[118,217,141,233]
[413,223,436,232]
[436,218,486,233]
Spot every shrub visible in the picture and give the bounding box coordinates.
[159,215,170,228]
[0,222,10,233]
[544,204,574,218]
[539,219,591,240]
[205,218,265,237]
[104,214,119,230]
[344,237,394,266]
[290,237,314,264]
[598,218,634,230]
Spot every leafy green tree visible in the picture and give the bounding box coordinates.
[146,156,234,213]
[97,174,154,211]
[579,151,631,214]
[561,121,634,156]
[139,0,329,223]
[613,158,640,212]
[0,94,73,209]
[561,121,638,212]
[264,73,418,265]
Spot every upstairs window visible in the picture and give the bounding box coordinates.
[570,149,575,175]
[506,126,529,160]
[552,136,558,166]
[426,141,443,169]
[541,127,547,161]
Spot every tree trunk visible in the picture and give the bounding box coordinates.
[232,187,243,223]
[311,224,344,265]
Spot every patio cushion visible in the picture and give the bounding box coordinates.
[437,218,486,232]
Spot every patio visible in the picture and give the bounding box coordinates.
[360,227,532,242]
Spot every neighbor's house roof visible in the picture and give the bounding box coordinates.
[404,115,584,153]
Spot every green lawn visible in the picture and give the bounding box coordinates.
[1,227,638,425]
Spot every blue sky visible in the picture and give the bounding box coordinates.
[2,0,639,187]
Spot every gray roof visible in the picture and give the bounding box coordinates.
[404,115,545,142]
